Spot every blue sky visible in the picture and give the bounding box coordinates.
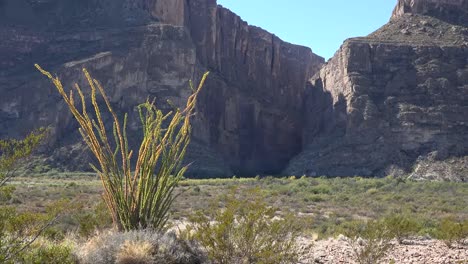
[217,0,397,60]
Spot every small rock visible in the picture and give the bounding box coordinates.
[401,28,410,35]
[337,234,348,242]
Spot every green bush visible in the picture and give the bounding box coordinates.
[37,65,208,231]
[19,241,76,264]
[74,201,113,238]
[343,220,394,264]
[435,217,468,248]
[0,206,64,263]
[383,213,421,244]
[186,188,301,264]
[309,185,331,194]
[0,128,46,194]
[0,129,50,263]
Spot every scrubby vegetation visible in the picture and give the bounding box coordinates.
[0,129,61,263]
[185,188,302,263]
[77,230,206,264]
[1,174,467,263]
[435,217,468,248]
[0,68,465,263]
[382,213,421,244]
[343,220,394,264]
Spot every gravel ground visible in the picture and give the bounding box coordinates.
[298,237,468,264]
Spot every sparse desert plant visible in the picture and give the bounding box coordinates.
[0,128,46,197]
[343,220,394,264]
[0,129,58,263]
[73,200,113,238]
[383,213,421,244]
[77,230,206,264]
[0,197,68,263]
[186,188,301,264]
[18,239,76,264]
[36,65,208,231]
[436,217,468,248]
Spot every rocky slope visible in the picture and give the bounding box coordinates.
[286,0,468,181]
[0,0,324,177]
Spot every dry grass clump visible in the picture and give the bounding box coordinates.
[116,240,154,264]
[77,230,207,264]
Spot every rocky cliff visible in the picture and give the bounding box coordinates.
[286,0,468,181]
[0,0,324,177]
[392,0,468,25]
[1,0,466,180]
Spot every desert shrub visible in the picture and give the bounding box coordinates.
[303,194,326,203]
[343,220,394,264]
[0,128,46,194]
[0,129,52,263]
[186,188,301,264]
[0,202,67,263]
[74,200,113,238]
[309,185,331,194]
[37,65,208,231]
[383,213,421,244]
[116,240,154,264]
[191,186,201,195]
[77,230,207,264]
[435,217,468,248]
[18,240,76,264]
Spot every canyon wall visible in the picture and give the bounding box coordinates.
[0,0,324,177]
[286,0,468,181]
[1,0,466,180]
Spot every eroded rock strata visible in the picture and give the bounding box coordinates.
[1,0,466,180]
[0,0,324,177]
[286,0,468,181]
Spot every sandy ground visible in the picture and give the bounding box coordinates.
[298,237,468,264]
[172,221,467,263]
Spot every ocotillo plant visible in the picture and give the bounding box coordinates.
[36,64,208,231]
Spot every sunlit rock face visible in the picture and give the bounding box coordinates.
[2,0,466,180]
[286,0,468,181]
[0,0,324,177]
[392,0,468,25]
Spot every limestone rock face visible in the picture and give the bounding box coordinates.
[0,0,324,177]
[286,3,468,181]
[392,0,468,25]
[186,4,324,174]
[2,0,465,180]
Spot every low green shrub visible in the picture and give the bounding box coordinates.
[383,213,421,244]
[343,220,394,264]
[186,188,302,264]
[435,217,468,248]
[0,206,61,263]
[309,185,331,194]
[74,201,113,238]
[19,240,76,264]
